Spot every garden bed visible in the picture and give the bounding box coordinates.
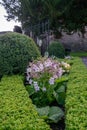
[25,57,70,130]
[0,57,87,130]
[65,57,87,130]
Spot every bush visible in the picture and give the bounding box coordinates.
[0,32,40,76]
[0,75,50,130]
[48,41,65,58]
[65,57,87,130]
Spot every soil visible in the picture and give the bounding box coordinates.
[50,119,65,130]
[49,101,65,130]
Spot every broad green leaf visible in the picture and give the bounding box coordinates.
[54,90,65,105]
[48,106,64,123]
[53,91,59,103]
[56,85,65,93]
[58,92,65,105]
[36,106,50,116]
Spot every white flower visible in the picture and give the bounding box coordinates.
[49,77,54,85]
[61,62,70,69]
[29,79,33,84]
[33,81,38,85]
[33,81,40,92]
[27,67,31,73]
[26,74,30,81]
[42,87,46,92]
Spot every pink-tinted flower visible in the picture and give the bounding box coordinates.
[49,77,54,85]
[26,57,70,89]
[27,67,31,73]
[32,64,40,72]
[44,58,52,67]
[29,79,33,84]
[53,63,57,69]
[39,63,44,71]
[57,68,63,77]
[33,81,40,92]
[53,74,58,79]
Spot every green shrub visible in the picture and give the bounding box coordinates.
[0,32,40,76]
[0,75,50,130]
[48,41,65,58]
[65,57,87,130]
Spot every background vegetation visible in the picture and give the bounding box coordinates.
[48,41,65,58]
[0,0,87,36]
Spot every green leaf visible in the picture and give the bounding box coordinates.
[36,106,50,116]
[53,91,59,103]
[56,76,68,84]
[48,106,64,123]
[26,85,35,96]
[58,92,65,105]
[53,90,65,105]
[56,85,65,93]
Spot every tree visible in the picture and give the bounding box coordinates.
[0,0,87,37]
[63,0,87,37]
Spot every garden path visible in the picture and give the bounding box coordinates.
[81,57,87,66]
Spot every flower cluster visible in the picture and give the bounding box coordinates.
[26,57,70,92]
[61,61,71,72]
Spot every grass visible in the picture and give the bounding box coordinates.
[70,52,87,57]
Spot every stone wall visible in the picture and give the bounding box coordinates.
[58,30,87,52]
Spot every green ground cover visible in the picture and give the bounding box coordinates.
[65,57,87,130]
[0,75,50,130]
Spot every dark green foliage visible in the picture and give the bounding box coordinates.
[0,32,40,76]
[48,41,65,58]
[65,57,87,130]
[1,0,87,35]
[0,75,50,130]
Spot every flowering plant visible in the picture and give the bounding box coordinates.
[25,57,70,123]
[25,57,70,106]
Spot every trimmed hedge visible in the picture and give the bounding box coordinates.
[65,57,87,130]
[0,75,50,130]
[0,32,40,77]
[48,41,65,58]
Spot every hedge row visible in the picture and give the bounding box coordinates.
[0,75,50,130]
[65,57,87,130]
